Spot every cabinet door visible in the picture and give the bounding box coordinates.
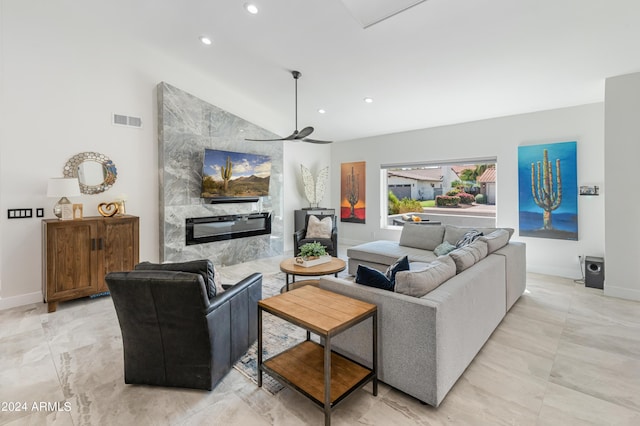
[99,217,139,291]
[45,220,100,302]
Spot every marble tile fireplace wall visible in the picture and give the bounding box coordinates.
[157,82,284,265]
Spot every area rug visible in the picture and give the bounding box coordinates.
[232,272,308,395]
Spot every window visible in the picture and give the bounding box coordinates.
[381,158,497,228]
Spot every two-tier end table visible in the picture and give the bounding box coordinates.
[258,285,377,426]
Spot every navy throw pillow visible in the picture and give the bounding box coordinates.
[385,255,410,282]
[355,265,394,291]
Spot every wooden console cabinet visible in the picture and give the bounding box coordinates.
[42,215,139,312]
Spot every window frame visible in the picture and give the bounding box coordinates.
[380,157,498,229]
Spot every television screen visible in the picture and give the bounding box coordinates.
[201,148,272,199]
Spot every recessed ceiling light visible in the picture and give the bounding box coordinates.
[318,109,326,114]
[244,3,259,14]
[199,36,212,45]
[364,97,374,103]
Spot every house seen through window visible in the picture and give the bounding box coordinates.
[382,159,497,228]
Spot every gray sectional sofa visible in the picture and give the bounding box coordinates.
[318,223,526,407]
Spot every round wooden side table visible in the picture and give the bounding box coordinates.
[279,257,346,292]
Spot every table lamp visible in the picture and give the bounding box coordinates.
[47,177,81,218]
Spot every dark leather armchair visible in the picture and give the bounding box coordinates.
[105,264,262,391]
[294,214,338,257]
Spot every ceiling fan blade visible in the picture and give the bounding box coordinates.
[302,137,333,144]
[245,130,298,142]
[245,137,286,141]
[294,126,314,139]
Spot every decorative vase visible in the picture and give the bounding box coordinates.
[116,200,126,216]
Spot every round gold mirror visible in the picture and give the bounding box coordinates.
[63,152,117,194]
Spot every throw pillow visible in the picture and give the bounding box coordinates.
[399,223,445,251]
[305,215,332,239]
[433,241,456,256]
[449,239,489,273]
[135,259,217,299]
[394,256,456,297]
[355,265,394,291]
[455,229,484,248]
[385,255,410,283]
[212,264,225,295]
[468,239,489,261]
[478,229,510,253]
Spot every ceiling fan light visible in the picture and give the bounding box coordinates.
[244,3,259,14]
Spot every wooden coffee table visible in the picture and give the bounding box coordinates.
[279,257,346,292]
[258,285,377,426]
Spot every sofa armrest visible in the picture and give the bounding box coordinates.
[319,277,439,403]
[492,241,526,310]
[206,273,262,314]
[293,229,305,242]
[205,272,262,385]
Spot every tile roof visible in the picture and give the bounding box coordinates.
[388,168,442,181]
[477,168,497,182]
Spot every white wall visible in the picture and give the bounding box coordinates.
[604,72,640,301]
[283,142,332,253]
[331,104,605,279]
[0,1,283,309]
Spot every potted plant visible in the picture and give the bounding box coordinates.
[295,241,331,267]
[298,241,327,259]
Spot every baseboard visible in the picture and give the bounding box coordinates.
[604,285,640,302]
[0,292,43,311]
[526,264,581,280]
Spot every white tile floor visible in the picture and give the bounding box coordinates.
[2,249,639,425]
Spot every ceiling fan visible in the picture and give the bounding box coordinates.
[246,70,332,144]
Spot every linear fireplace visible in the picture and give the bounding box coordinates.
[185,212,272,245]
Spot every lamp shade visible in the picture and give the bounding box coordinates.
[47,178,81,198]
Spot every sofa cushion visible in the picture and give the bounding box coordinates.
[135,259,217,299]
[394,255,456,297]
[433,241,456,256]
[385,255,410,282]
[449,239,489,273]
[399,223,445,251]
[479,229,510,253]
[305,215,332,239]
[347,240,438,266]
[355,265,394,291]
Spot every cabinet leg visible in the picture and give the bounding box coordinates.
[47,301,58,313]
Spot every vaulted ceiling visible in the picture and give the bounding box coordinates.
[67,0,640,141]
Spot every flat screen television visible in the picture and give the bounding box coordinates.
[201,148,272,202]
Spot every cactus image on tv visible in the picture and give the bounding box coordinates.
[202,149,271,198]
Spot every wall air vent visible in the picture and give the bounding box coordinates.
[112,113,143,128]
